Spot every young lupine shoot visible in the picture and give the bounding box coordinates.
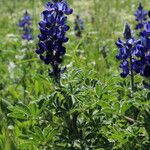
[135,2,147,31]
[36,1,73,83]
[18,11,34,41]
[74,15,84,37]
[116,23,144,92]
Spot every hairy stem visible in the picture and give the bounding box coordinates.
[129,51,135,94]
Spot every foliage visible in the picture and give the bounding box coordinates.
[0,0,150,149]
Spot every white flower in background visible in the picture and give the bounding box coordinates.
[21,48,27,52]
[15,55,24,60]
[6,34,19,42]
[66,62,73,68]
[91,61,96,66]
[8,62,16,78]
[15,48,26,60]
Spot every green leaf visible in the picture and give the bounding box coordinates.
[17,102,31,115]
[146,92,150,100]
[7,112,28,119]
[35,80,39,96]
[28,102,38,116]
[34,126,44,141]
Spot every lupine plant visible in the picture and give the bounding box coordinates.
[116,22,150,91]
[74,15,84,37]
[115,4,150,149]
[18,10,34,40]
[116,23,144,92]
[18,11,34,103]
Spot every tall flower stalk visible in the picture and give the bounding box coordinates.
[124,24,135,92]
[116,23,144,93]
[36,1,73,84]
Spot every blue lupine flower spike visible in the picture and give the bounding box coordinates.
[116,23,145,91]
[36,1,73,81]
[116,24,132,78]
[74,15,84,37]
[135,2,147,30]
[116,22,150,90]
[18,10,34,41]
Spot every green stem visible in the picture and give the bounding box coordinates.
[23,67,27,103]
[129,51,134,95]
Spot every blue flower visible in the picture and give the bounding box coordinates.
[74,15,84,37]
[132,58,144,73]
[141,21,150,38]
[132,39,144,57]
[148,10,150,18]
[141,64,150,78]
[36,1,72,80]
[144,21,150,32]
[139,52,150,88]
[120,60,129,78]
[116,23,144,78]
[22,27,34,40]
[18,11,33,41]
[18,11,31,27]
[116,37,131,77]
[140,22,150,52]
[135,3,147,30]
[116,38,130,60]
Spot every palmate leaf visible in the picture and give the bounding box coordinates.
[19,139,39,149]
[43,126,57,140]
[7,102,31,120]
[18,130,43,147]
[120,101,133,115]
[33,126,44,141]
[7,101,43,120]
[111,133,128,146]
[7,112,28,120]
[28,102,38,116]
[16,102,31,115]
[7,98,50,121]
[18,126,57,148]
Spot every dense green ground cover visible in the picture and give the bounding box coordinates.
[0,0,150,149]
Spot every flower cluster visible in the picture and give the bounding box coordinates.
[116,2,150,89]
[116,24,145,78]
[116,38,134,78]
[140,22,150,78]
[36,1,73,80]
[135,2,147,30]
[116,21,150,89]
[74,15,84,37]
[18,11,33,40]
